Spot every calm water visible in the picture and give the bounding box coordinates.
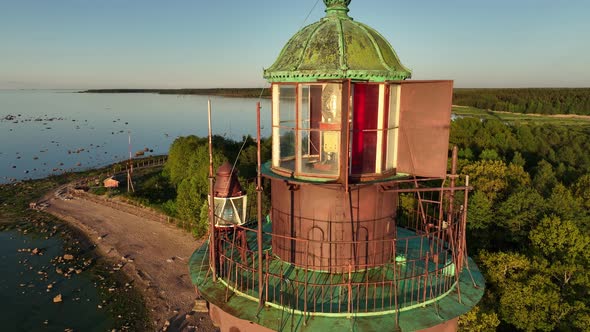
[0,90,270,330]
[0,90,271,184]
[0,228,113,331]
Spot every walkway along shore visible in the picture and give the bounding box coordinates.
[45,185,218,332]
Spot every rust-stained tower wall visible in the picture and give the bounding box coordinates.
[271,180,397,272]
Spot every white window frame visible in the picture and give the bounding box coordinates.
[386,84,401,170]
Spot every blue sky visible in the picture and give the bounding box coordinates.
[1,0,588,89]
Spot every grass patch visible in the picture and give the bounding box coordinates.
[452,106,590,126]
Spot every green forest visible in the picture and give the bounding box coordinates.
[126,115,590,331]
[454,88,590,115]
[452,118,590,331]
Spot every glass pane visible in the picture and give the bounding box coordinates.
[300,85,310,129]
[213,196,247,226]
[295,83,342,178]
[388,84,400,129]
[279,85,296,128]
[230,197,245,224]
[386,128,397,170]
[386,84,400,170]
[298,84,322,162]
[273,85,296,169]
[272,86,280,167]
[299,129,340,176]
[351,84,379,174]
[380,85,389,172]
[214,198,234,227]
[309,85,323,155]
[321,84,342,125]
[213,197,224,224]
[279,128,295,171]
[297,86,309,173]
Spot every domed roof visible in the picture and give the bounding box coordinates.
[264,0,411,83]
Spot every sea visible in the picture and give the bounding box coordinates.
[0,89,271,184]
[0,89,270,331]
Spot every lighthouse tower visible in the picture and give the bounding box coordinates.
[189,1,484,331]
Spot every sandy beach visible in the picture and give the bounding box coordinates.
[46,192,217,332]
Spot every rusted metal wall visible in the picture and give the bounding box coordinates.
[270,178,397,272]
[396,80,453,178]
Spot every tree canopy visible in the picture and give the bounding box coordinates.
[161,135,271,237]
[454,88,590,115]
[453,117,590,330]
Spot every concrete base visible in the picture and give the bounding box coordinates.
[418,317,458,332]
[207,301,458,332]
[209,303,276,332]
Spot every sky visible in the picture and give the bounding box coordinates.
[0,0,589,89]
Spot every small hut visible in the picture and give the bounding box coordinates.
[103,177,119,188]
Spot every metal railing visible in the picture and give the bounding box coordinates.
[209,176,470,318]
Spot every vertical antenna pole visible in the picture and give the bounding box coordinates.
[127,131,134,192]
[460,175,470,272]
[448,146,458,224]
[208,99,217,281]
[256,102,264,308]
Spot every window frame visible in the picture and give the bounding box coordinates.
[271,82,343,180]
[349,82,399,180]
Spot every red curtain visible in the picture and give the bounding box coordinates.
[351,84,379,174]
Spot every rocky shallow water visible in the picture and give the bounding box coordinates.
[0,215,149,331]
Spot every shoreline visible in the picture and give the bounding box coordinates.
[44,186,217,332]
[79,88,271,99]
[0,163,216,331]
[46,208,175,330]
[0,210,150,331]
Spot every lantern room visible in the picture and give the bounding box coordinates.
[264,1,453,182]
[270,82,400,180]
[211,161,247,227]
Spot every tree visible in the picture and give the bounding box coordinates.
[176,177,204,225]
[511,151,526,168]
[573,174,590,210]
[479,149,500,161]
[195,201,210,238]
[478,251,530,285]
[467,191,494,231]
[165,135,206,186]
[497,188,545,246]
[458,306,500,332]
[458,147,475,161]
[506,163,531,194]
[528,217,590,324]
[462,160,508,201]
[532,160,558,196]
[499,275,564,332]
[478,251,571,331]
[529,216,588,264]
[546,184,583,221]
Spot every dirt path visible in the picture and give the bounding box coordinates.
[46,195,216,332]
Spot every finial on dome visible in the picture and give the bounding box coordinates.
[323,0,351,17]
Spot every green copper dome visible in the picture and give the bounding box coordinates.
[263,0,412,83]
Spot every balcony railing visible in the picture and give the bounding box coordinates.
[205,176,470,318]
